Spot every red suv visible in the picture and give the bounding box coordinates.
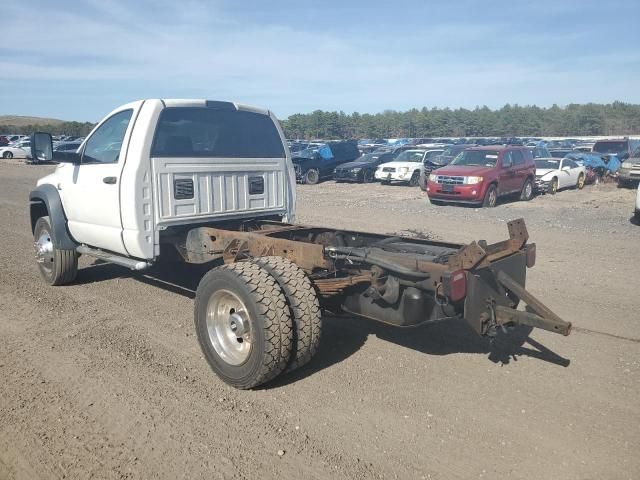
[425,146,535,207]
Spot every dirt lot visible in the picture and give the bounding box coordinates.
[1,161,639,480]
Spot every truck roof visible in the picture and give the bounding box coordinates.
[159,99,270,116]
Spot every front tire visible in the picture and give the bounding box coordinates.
[33,216,78,286]
[304,169,320,185]
[194,262,294,389]
[483,185,498,208]
[250,257,322,372]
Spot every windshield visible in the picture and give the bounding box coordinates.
[535,159,560,169]
[592,141,627,155]
[424,150,443,161]
[394,150,425,163]
[356,153,377,162]
[450,150,499,167]
[442,146,461,157]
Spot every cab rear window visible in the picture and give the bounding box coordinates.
[152,107,285,158]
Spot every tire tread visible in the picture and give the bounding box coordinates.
[250,256,321,372]
[195,262,293,389]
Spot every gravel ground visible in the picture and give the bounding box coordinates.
[1,161,639,480]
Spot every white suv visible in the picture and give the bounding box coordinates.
[374,149,429,186]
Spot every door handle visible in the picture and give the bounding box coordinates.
[103,176,117,184]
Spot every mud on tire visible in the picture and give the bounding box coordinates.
[194,262,294,389]
[251,256,322,372]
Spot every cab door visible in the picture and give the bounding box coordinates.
[510,149,528,191]
[57,109,135,255]
[498,151,518,194]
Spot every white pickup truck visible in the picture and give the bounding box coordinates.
[29,99,570,389]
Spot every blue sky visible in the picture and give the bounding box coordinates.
[1,0,639,121]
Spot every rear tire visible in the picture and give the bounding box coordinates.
[576,173,585,189]
[33,216,78,286]
[483,185,498,208]
[519,178,533,201]
[194,262,294,389]
[3,151,13,159]
[549,177,558,194]
[304,169,320,185]
[251,256,322,372]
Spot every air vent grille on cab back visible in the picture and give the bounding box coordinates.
[174,178,194,199]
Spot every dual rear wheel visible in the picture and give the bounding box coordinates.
[194,257,322,389]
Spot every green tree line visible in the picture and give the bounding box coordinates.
[281,101,640,139]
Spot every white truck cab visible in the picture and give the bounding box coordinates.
[32,99,296,261]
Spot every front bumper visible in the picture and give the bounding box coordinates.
[425,181,484,203]
[334,170,362,182]
[535,178,550,192]
[617,167,640,182]
[375,170,413,182]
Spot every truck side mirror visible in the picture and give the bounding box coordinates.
[31,131,81,164]
[31,132,53,163]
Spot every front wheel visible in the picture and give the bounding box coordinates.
[33,216,78,285]
[520,178,533,201]
[483,185,498,208]
[194,262,294,389]
[304,169,320,185]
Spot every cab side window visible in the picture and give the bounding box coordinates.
[502,151,513,168]
[82,109,133,164]
[512,150,524,165]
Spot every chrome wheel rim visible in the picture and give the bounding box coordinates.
[34,230,54,273]
[524,182,532,199]
[206,289,252,366]
[578,176,584,188]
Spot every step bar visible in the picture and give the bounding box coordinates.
[76,245,151,271]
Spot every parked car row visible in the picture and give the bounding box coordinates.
[0,134,85,163]
[287,136,640,209]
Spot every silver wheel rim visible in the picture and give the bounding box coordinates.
[206,289,252,366]
[524,182,532,198]
[34,230,54,273]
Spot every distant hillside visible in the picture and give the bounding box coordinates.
[0,115,95,136]
[0,115,67,127]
